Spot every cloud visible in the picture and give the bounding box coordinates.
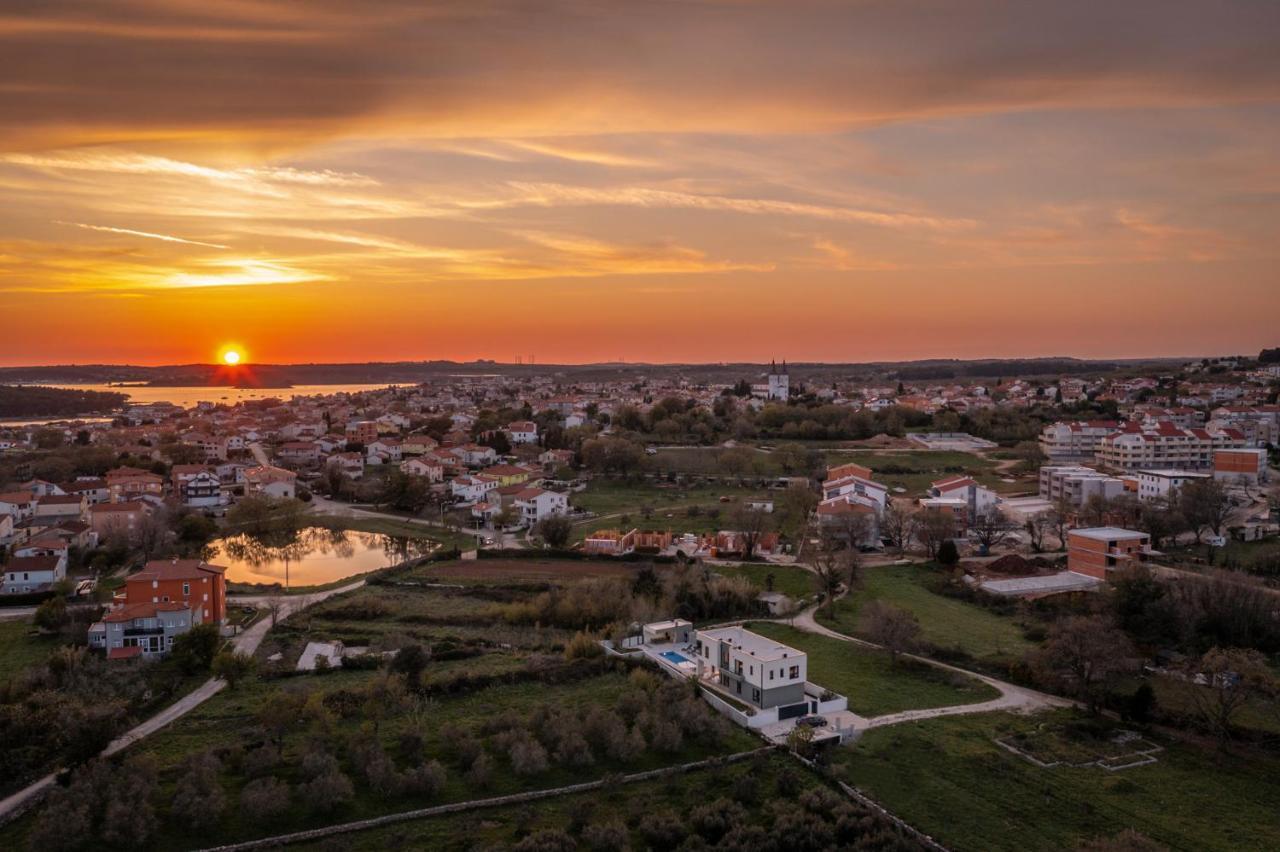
[56,221,229,249]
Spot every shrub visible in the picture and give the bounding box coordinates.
[639,811,687,848]
[509,736,549,776]
[582,821,629,851]
[563,631,603,661]
[171,752,225,830]
[242,744,280,777]
[465,750,494,789]
[402,760,447,798]
[240,777,291,822]
[299,769,354,812]
[937,539,960,566]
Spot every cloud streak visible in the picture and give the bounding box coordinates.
[56,221,229,249]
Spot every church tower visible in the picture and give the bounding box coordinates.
[767,359,790,401]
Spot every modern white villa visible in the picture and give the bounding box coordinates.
[620,620,851,743]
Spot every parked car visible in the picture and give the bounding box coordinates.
[795,715,828,728]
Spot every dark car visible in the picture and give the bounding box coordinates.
[795,715,828,728]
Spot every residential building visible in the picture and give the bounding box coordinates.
[927,475,998,523]
[1066,528,1152,580]
[513,487,569,526]
[90,500,151,539]
[116,558,228,624]
[583,528,635,556]
[2,553,67,594]
[327,452,365,478]
[64,478,110,505]
[0,490,37,522]
[33,494,88,523]
[507,421,539,444]
[1038,465,1128,507]
[105,466,164,503]
[1096,423,1247,472]
[278,441,322,465]
[1214,448,1269,484]
[694,626,805,710]
[345,420,379,445]
[401,435,440,456]
[399,457,444,482]
[89,601,202,660]
[450,474,500,504]
[1136,469,1210,503]
[1038,421,1120,462]
[243,465,298,499]
[179,470,226,509]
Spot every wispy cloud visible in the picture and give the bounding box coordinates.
[56,221,228,249]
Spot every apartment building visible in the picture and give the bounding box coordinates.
[89,601,203,660]
[1038,465,1127,507]
[927,475,998,523]
[694,626,806,710]
[1096,423,1247,472]
[345,420,379,445]
[1067,527,1152,580]
[1038,421,1121,462]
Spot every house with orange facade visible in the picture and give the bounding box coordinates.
[88,558,227,659]
[1213,448,1269,484]
[1066,528,1152,580]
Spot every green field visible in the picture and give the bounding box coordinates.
[714,562,815,599]
[571,479,718,515]
[0,619,58,683]
[748,623,999,716]
[818,564,1036,667]
[824,449,1028,495]
[840,710,1280,852]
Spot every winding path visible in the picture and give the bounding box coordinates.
[0,580,366,825]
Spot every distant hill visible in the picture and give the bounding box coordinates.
[0,356,1190,387]
[0,385,128,418]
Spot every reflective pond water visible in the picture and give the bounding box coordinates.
[210,526,435,587]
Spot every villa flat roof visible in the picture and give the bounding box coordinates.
[698,626,802,662]
[1070,527,1148,541]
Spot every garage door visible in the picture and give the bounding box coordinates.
[778,702,807,720]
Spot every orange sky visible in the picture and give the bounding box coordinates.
[1,1,1278,366]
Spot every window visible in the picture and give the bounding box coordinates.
[182,582,190,596]
[769,670,774,681]
[789,665,800,680]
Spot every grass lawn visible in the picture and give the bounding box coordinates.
[572,479,718,516]
[714,562,815,599]
[0,619,59,683]
[818,564,1036,667]
[839,710,1280,852]
[748,623,999,716]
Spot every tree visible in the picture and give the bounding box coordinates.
[170,623,221,674]
[1031,615,1135,713]
[1050,497,1074,551]
[879,499,915,554]
[211,650,256,688]
[1179,478,1233,543]
[808,533,850,610]
[535,515,572,548]
[1136,498,1180,550]
[391,643,430,688]
[786,722,816,758]
[731,505,772,559]
[34,595,69,633]
[916,509,955,559]
[936,538,960,566]
[970,505,1014,551]
[240,777,291,822]
[1025,513,1051,553]
[1183,647,1277,750]
[171,752,226,829]
[862,601,920,664]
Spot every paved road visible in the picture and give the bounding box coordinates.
[0,607,36,622]
[0,579,365,825]
[247,442,271,466]
[779,595,1073,732]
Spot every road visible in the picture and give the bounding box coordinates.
[247,441,270,466]
[0,579,365,825]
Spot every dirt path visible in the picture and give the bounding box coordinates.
[0,580,365,826]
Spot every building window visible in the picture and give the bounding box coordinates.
[789,665,800,680]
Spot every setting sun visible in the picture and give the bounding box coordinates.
[221,348,242,366]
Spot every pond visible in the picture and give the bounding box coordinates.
[209,526,436,588]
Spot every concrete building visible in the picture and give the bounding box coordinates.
[1096,423,1247,472]
[1067,528,1153,580]
[766,360,790,402]
[1038,421,1120,462]
[2,553,67,594]
[695,626,806,711]
[1038,465,1128,507]
[89,601,203,660]
[927,475,998,523]
[1136,469,1210,503]
[1213,448,1269,484]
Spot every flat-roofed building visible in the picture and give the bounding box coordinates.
[1136,469,1210,503]
[1038,465,1127,507]
[1214,448,1269,484]
[694,626,807,710]
[1067,527,1152,580]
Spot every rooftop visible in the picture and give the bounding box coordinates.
[1070,527,1149,541]
[698,626,802,662]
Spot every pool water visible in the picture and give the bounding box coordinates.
[660,650,692,664]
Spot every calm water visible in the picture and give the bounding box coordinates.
[53,383,401,409]
[210,526,435,587]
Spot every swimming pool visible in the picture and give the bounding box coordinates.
[660,650,692,665]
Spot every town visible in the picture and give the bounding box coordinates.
[0,351,1276,850]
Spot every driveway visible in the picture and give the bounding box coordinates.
[0,579,365,825]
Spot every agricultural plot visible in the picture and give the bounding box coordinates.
[0,620,60,683]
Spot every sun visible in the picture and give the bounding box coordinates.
[219,347,243,366]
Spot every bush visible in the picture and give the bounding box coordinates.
[402,760,447,798]
[170,623,222,674]
[937,539,960,566]
[509,736,549,775]
[299,769,354,811]
[563,631,603,661]
[239,777,291,822]
[171,752,225,830]
[465,750,494,789]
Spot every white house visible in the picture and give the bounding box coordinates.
[513,487,569,526]
[1136,469,1210,503]
[243,465,297,499]
[400,457,444,482]
[0,490,37,522]
[927,475,999,522]
[3,553,67,594]
[694,626,806,710]
[507,421,539,445]
[179,471,226,510]
[451,474,500,505]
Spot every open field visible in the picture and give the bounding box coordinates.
[818,564,1036,667]
[824,449,1029,495]
[840,710,1280,852]
[571,479,718,515]
[748,622,1000,716]
[0,619,58,683]
[713,561,815,599]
